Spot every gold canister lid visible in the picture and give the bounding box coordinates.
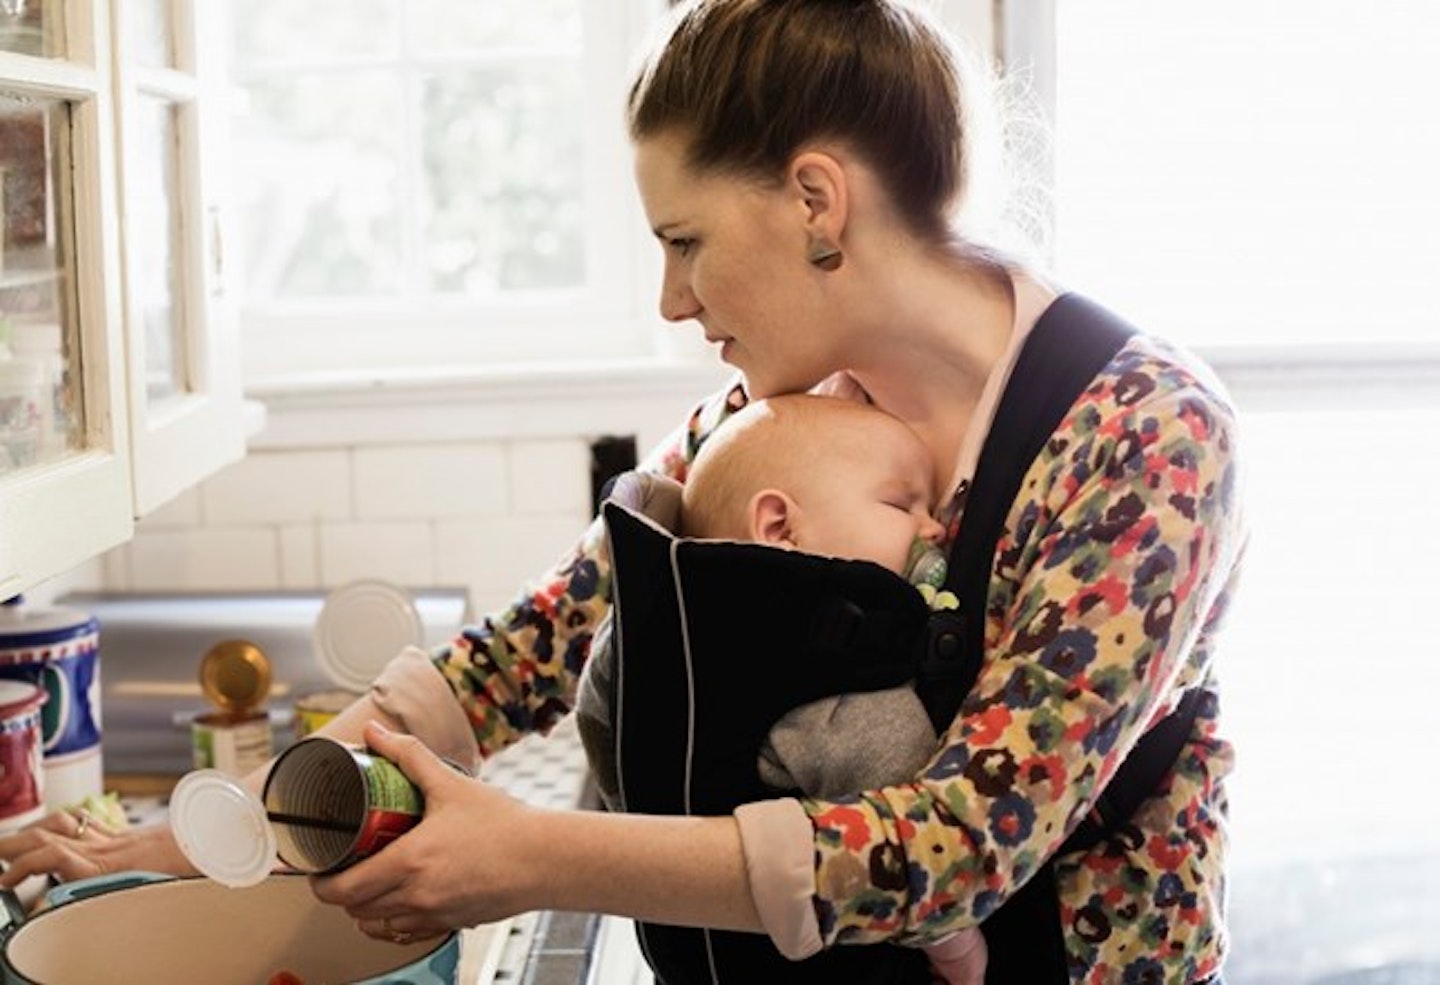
[199,639,272,714]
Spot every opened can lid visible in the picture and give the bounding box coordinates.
[169,769,276,888]
[198,640,272,714]
[313,580,423,693]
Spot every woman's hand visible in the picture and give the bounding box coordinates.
[311,721,540,943]
[0,809,195,889]
[317,721,762,944]
[925,927,987,985]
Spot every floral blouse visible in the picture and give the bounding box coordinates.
[432,329,1243,984]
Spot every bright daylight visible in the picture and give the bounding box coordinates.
[1,1,1436,983]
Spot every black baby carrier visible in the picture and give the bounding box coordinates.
[598,295,1201,984]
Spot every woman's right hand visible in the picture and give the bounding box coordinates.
[0,809,196,888]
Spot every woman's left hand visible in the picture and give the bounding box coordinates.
[0,808,196,890]
[310,721,540,944]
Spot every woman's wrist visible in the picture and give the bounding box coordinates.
[523,807,762,932]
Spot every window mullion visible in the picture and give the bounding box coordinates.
[396,0,422,300]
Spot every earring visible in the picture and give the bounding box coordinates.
[807,237,844,272]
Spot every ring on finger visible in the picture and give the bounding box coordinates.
[73,810,91,839]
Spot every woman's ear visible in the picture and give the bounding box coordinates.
[749,490,799,548]
[789,150,849,244]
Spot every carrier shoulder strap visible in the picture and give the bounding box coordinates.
[915,292,1200,855]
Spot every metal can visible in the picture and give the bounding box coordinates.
[169,737,424,889]
[191,710,274,778]
[292,688,359,740]
[262,737,422,874]
[191,640,274,778]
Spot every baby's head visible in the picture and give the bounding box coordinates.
[681,394,942,575]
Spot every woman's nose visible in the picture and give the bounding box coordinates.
[659,265,700,322]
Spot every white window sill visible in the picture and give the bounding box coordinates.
[243,356,735,453]
[1204,343,1440,413]
[240,339,1440,455]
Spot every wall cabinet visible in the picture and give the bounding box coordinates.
[0,0,242,597]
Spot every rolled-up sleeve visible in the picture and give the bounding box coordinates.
[734,798,824,960]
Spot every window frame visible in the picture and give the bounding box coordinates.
[996,0,1440,414]
[233,0,667,383]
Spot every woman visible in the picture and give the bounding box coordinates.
[0,1,1242,981]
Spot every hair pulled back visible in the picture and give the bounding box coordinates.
[627,0,985,247]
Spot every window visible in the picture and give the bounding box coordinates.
[1007,1,1440,978]
[1051,1,1439,353]
[229,0,660,379]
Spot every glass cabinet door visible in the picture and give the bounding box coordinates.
[0,93,81,475]
[0,0,63,58]
[0,0,135,597]
[113,0,243,514]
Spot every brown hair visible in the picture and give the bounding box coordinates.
[627,0,991,249]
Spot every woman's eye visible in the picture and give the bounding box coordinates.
[668,237,695,257]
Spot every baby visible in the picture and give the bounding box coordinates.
[578,394,984,983]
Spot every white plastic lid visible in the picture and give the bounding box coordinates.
[0,598,97,645]
[169,769,276,888]
[313,579,423,693]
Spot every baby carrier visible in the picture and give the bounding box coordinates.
[597,295,1202,984]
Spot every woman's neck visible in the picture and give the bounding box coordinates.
[840,254,1018,490]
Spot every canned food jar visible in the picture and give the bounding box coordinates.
[191,710,274,778]
[0,597,102,810]
[191,640,274,778]
[170,737,423,888]
[292,688,360,740]
[264,737,423,873]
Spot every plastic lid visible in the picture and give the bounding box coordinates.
[313,580,423,693]
[169,769,276,888]
[199,640,272,714]
[0,599,98,646]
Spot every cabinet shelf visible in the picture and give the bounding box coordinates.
[0,268,60,291]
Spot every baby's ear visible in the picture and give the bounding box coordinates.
[749,490,798,547]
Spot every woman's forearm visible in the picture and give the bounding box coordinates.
[530,809,763,933]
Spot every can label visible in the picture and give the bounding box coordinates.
[351,749,422,855]
[292,689,358,739]
[263,737,423,874]
[192,711,274,778]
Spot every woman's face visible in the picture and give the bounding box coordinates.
[633,134,843,398]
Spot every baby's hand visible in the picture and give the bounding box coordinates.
[923,927,987,985]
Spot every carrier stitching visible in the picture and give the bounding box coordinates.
[670,541,722,984]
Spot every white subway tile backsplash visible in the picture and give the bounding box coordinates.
[508,439,592,516]
[319,520,436,588]
[435,514,589,604]
[104,424,605,625]
[353,443,508,520]
[279,524,321,589]
[128,528,281,590]
[203,450,352,526]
